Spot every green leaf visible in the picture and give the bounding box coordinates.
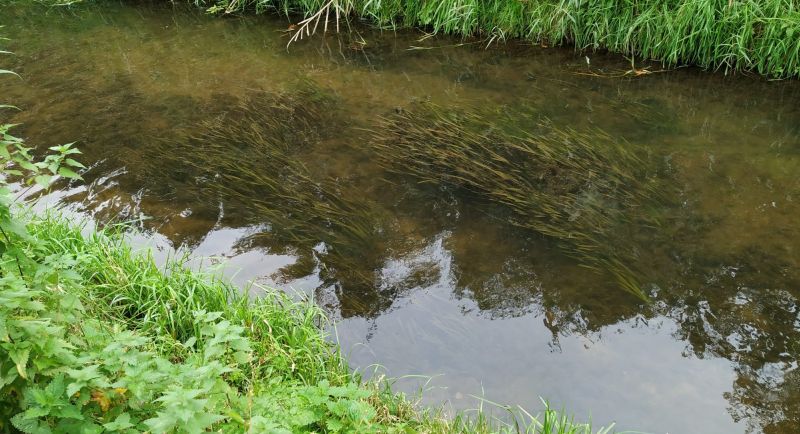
[326,418,344,432]
[143,414,176,434]
[34,175,53,188]
[58,167,81,180]
[10,347,30,378]
[46,375,67,398]
[184,413,225,434]
[66,382,82,398]
[103,413,134,431]
[2,218,30,238]
[183,336,197,349]
[64,158,86,168]
[52,404,84,420]
[17,160,37,171]
[10,412,49,434]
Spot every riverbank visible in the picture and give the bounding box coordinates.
[1,212,602,433]
[198,0,800,78]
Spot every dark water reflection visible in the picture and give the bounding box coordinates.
[2,2,800,433]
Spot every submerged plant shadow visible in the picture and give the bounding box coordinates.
[152,83,390,300]
[371,102,676,300]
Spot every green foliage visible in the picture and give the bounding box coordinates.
[0,210,393,432]
[0,106,402,431]
[0,100,246,431]
[0,131,611,434]
[0,123,83,266]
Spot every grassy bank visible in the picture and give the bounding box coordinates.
[192,0,800,78]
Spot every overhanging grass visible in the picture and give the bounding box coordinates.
[195,0,800,78]
[27,212,348,386]
[22,212,611,433]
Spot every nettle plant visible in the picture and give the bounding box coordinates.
[0,133,256,434]
[0,111,251,432]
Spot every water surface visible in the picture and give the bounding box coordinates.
[2,3,800,433]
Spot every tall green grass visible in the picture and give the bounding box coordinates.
[27,213,348,385]
[200,0,800,77]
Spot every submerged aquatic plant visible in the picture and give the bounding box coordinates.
[158,85,387,295]
[372,103,670,300]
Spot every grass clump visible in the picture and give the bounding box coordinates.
[372,103,669,300]
[193,0,800,78]
[26,216,346,383]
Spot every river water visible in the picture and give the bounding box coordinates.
[2,2,800,433]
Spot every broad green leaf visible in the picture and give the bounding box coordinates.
[2,218,30,238]
[58,167,81,179]
[143,414,176,434]
[52,404,84,420]
[326,418,344,432]
[65,158,86,168]
[17,160,37,171]
[10,412,49,434]
[10,347,30,378]
[183,336,197,349]
[34,175,53,188]
[103,413,134,431]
